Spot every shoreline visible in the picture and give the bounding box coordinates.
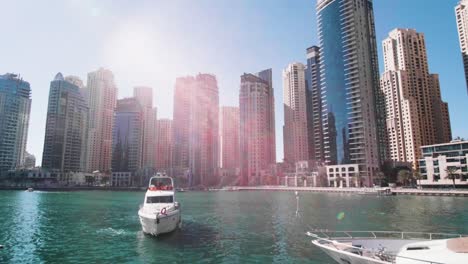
[0,186,146,192]
[1,186,468,197]
[231,186,468,197]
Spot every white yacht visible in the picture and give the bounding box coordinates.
[307,230,468,264]
[138,174,181,236]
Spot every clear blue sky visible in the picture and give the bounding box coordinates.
[0,0,466,164]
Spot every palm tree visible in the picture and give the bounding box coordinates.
[413,171,424,188]
[445,167,459,189]
[397,170,411,186]
[355,173,362,188]
[374,172,385,186]
[335,176,345,188]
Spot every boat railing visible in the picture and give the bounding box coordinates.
[307,229,466,241]
[307,232,449,264]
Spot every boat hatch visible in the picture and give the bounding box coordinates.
[406,246,430,250]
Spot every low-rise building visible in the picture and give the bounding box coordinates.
[326,164,360,188]
[111,172,132,187]
[419,140,468,187]
[284,161,322,187]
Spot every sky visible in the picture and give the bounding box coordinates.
[0,0,467,164]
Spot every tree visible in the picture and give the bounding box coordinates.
[374,172,385,186]
[413,171,424,188]
[445,167,459,189]
[335,176,345,188]
[397,170,411,186]
[85,175,95,187]
[101,176,110,186]
[355,173,363,188]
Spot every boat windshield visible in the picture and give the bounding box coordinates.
[146,196,173,203]
[150,178,172,188]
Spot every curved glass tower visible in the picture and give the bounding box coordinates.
[317,0,386,178]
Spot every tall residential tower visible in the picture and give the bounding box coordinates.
[283,63,309,164]
[239,69,276,186]
[381,28,451,167]
[305,46,324,163]
[456,0,468,92]
[86,68,117,173]
[317,0,386,183]
[0,74,31,172]
[42,73,88,172]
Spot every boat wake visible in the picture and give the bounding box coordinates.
[97,227,132,237]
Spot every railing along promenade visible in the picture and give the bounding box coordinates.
[228,186,468,197]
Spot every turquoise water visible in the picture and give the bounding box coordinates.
[1,190,467,263]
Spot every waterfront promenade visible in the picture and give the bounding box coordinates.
[229,186,468,197]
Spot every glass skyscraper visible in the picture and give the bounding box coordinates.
[42,73,88,172]
[0,73,31,172]
[317,0,386,180]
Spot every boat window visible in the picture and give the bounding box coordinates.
[146,196,174,203]
[406,246,429,250]
[150,178,172,188]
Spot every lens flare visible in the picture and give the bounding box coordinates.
[337,212,345,220]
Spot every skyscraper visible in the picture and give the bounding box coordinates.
[111,98,144,173]
[305,46,324,163]
[0,73,31,172]
[283,63,309,164]
[189,74,219,186]
[456,0,468,92]
[42,73,89,172]
[86,68,117,173]
[381,28,452,167]
[172,77,194,173]
[239,69,276,186]
[134,86,157,168]
[155,119,173,171]
[317,0,386,183]
[172,74,219,186]
[220,106,240,170]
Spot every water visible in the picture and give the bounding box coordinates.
[1,190,467,263]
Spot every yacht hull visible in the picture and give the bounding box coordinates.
[313,240,390,264]
[138,209,181,236]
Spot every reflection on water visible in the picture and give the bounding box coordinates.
[0,191,467,263]
[3,192,43,263]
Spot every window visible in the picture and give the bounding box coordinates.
[146,196,174,203]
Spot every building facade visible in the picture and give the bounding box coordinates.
[305,46,324,163]
[419,140,468,187]
[86,68,117,173]
[42,73,89,172]
[172,77,194,173]
[189,74,219,187]
[381,29,452,168]
[133,86,157,168]
[111,98,144,174]
[283,63,309,164]
[155,119,173,171]
[456,0,468,93]
[317,0,386,185]
[0,73,31,172]
[220,106,240,170]
[172,74,219,186]
[239,69,276,186]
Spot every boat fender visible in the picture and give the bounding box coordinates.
[160,207,167,215]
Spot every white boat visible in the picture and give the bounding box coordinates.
[138,174,181,236]
[26,187,34,192]
[307,230,468,264]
